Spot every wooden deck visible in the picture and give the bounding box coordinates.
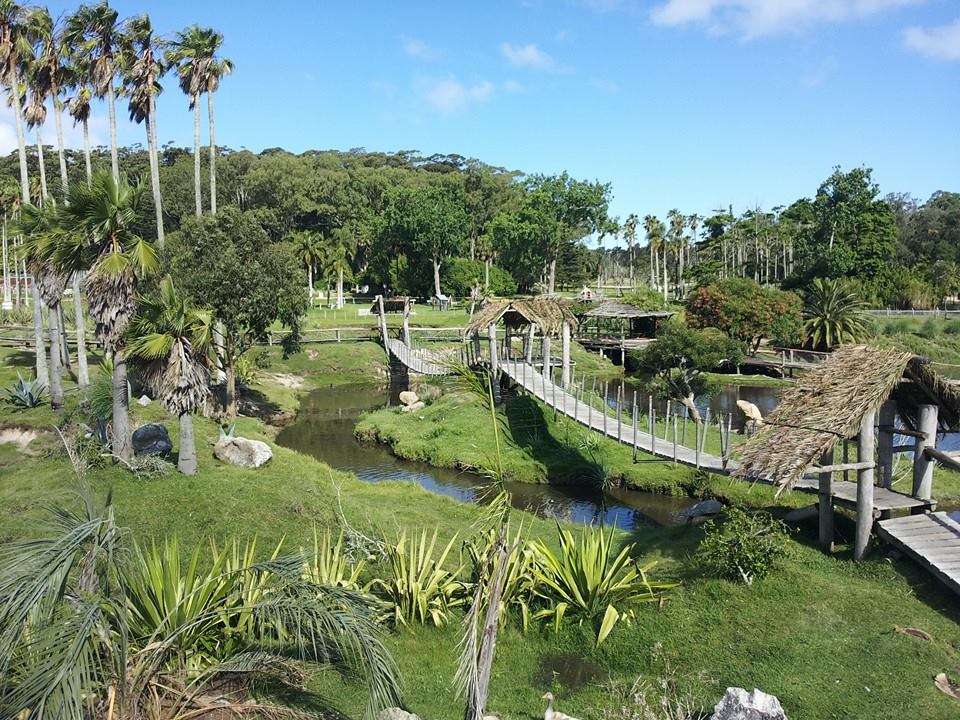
[877,513,960,595]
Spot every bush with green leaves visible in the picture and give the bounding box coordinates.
[443,256,518,297]
[695,507,790,585]
[2,373,47,409]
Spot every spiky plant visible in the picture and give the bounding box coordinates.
[803,277,869,350]
[126,275,211,475]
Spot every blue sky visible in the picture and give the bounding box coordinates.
[24,0,960,233]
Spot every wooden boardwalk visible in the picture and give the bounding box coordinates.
[877,513,960,595]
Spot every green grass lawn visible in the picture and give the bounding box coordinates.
[3,340,960,719]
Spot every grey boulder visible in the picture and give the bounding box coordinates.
[214,436,273,468]
[710,688,787,720]
[680,498,723,520]
[398,391,419,406]
[132,424,173,456]
[136,394,152,407]
[376,710,420,720]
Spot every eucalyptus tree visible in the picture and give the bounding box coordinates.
[58,172,158,460]
[165,25,232,216]
[64,1,121,182]
[622,212,638,286]
[0,0,46,383]
[119,14,165,247]
[127,276,211,475]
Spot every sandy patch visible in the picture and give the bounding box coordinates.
[264,373,306,390]
[0,427,39,448]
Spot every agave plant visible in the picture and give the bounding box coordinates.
[2,373,48,409]
[532,524,677,644]
[371,530,465,627]
[0,496,402,720]
[803,277,869,350]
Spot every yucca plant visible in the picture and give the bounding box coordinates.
[803,277,869,350]
[304,526,366,589]
[532,524,677,644]
[371,530,465,627]
[462,526,539,631]
[2,373,47,409]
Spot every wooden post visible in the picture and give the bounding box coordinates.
[552,369,558,420]
[701,408,711,455]
[525,324,535,364]
[617,385,623,443]
[488,324,500,404]
[651,409,657,454]
[336,328,341,343]
[695,421,700,468]
[648,396,653,438]
[664,400,671,441]
[402,298,411,346]
[542,335,552,377]
[589,377,595,428]
[561,320,571,389]
[877,399,896,489]
[911,404,938,502]
[632,392,638,462]
[672,411,678,462]
[854,410,876,562]
[472,333,481,365]
[603,382,608,436]
[681,407,688,445]
[818,449,835,553]
[376,295,388,348]
[843,440,849,484]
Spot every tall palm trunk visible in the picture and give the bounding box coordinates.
[112,350,132,460]
[57,302,70,369]
[307,262,313,298]
[1,214,10,311]
[82,118,92,185]
[548,257,557,295]
[72,273,89,385]
[35,131,48,201]
[433,256,442,298]
[662,248,668,303]
[47,301,63,409]
[177,412,197,475]
[106,85,119,182]
[192,95,201,216]
[146,96,165,248]
[54,100,68,193]
[337,267,344,309]
[13,84,47,383]
[207,91,217,214]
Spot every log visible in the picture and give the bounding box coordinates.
[854,410,876,562]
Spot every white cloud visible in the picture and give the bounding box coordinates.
[649,0,923,38]
[417,77,494,114]
[0,103,105,156]
[500,42,556,70]
[903,18,960,60]
[402,36,442,61]
[503,79,524,94]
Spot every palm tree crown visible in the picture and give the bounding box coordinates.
[164,24,231,107]
[803,277,870,350]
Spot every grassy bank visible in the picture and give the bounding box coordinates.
[3,344,960,719]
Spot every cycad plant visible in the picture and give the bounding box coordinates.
[0,495,402,719]
[126,275,211,475]
[803,277,869,350]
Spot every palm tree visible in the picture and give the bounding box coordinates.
[65,60,93,184]
[19,202,68,408]
[0,494,402,720]
[25,8,68,194]
[64,2,120,182]
[127,276,211,475]
[330,223,358,309]
[666,209,686,300]
[803,278,869,350]
[165,26,232,216]
[59,172,158,460]
[119,14,166,248]
[0,0,46,383]
[290,229,322,299]
[622,213,638,287]
[643,214,664,297]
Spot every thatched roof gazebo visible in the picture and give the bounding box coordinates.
[733,345,960,560]
[465,298,580,393]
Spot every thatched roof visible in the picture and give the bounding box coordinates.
[734,345,960,490]
[466,298,579,337]
[583,301,674,320]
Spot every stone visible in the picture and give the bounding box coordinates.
[736,400,764,425]
[132,424,173,456]
[680,498,723,520]
[136,394,152,406]
[398,391,419,406]
[376,709,420,720]
[710,687,787,720]
[401,401,425,413]
[214,436,273,468]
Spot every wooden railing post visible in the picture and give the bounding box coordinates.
[912,404,938,502]
[854,410,876,561]
[818,449,835,553]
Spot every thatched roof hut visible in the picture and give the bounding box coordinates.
[465,298,579,338]
[582,301,674,320]
[734,345,960,489]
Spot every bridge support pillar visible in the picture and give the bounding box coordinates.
[542,336,552,381]
[376,295,388,348]
[402,298,411,347]
[877,400,896,489]
[912,404,938,503]
[855,409,876,562]
[561,320,571,389]
[525,325,535,364]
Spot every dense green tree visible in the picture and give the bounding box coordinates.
[167,207,307,417]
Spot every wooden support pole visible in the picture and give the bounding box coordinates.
[651,409,657,454]
[911,404,938,502]
[695,421,700,468]
[877,399,896,489]
[672,412,678,462]
[617,385,623,443]
[525,324,535,364]
[681,407,688,446]
[488,324,500,404]
[561,320,571,389]
[818,448,835,553]
[603,382,609,436]
[552,369,558,420]
[701,408,711,455]
[589,377,596,428]
[664,401,671,441]
[632,392,638,462]
[402,298,411,346]
[376,295,389,349]
[854,409,876,562]
[542,335,552,377]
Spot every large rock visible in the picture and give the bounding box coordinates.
[136,394,152,407]
[710,688,787,720]
[680,498,723,521]
[132,424,172,456]
[214,436,273,468]
[398,391,419,407]
[401,401,425,413]
[376,709,419,720]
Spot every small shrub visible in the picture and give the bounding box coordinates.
[3,373,47,409]
[303,527,366,589]
[943,320,960,336]
[695,507,790,585]
[917,318,942,339]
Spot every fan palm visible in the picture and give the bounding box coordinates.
[667,208,686,300]
[622,213,638,286]
[0,0,47,383]
[165,25,232,216]
[126,276,211,475]
[118,14,166,248]
[803,277,869,350]
[58,171,158,460]
[0,494,403,719]
[65,59,93,184]
[18,202,68,408]
[64,2,121,182]
[643,214,664,295]
[329,224,358,309]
